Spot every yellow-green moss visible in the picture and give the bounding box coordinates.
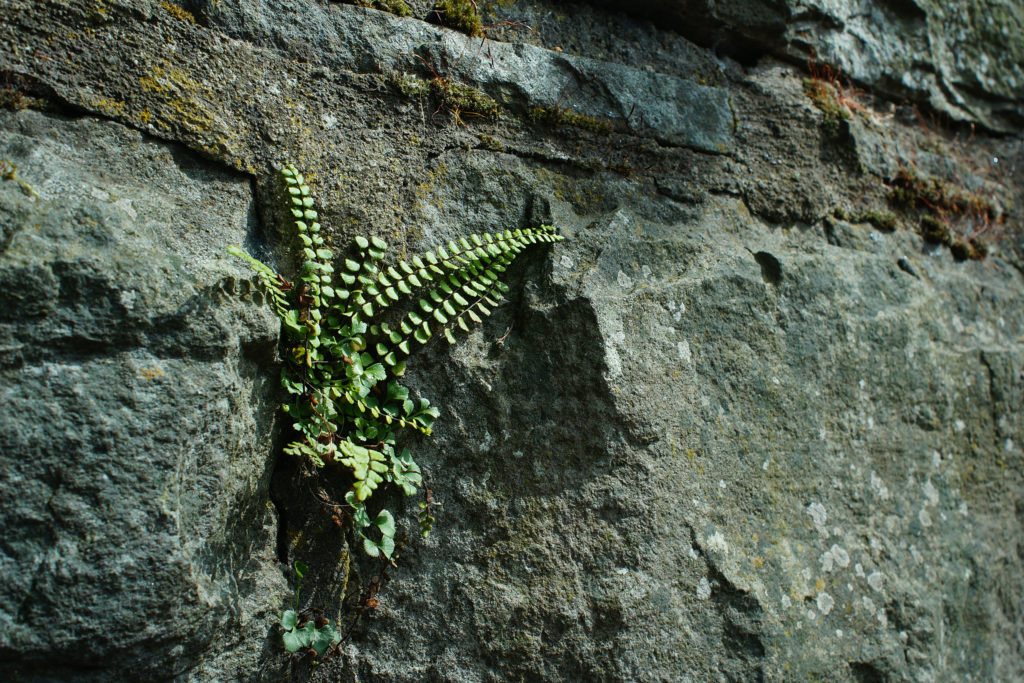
[435,79,500,119]
[888,166,999,259]
[803,78,849,133]
[349,0,412,16]
[394,74,432,98]
[0,88,47,112]
[429,0,484,37]
[529,105,614,133]
[847,209,898,231]
[477,133,505,151]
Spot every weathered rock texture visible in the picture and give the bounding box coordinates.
[1,0,1022,681]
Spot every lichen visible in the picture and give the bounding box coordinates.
[157,1,196,24]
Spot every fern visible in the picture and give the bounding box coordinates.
[230,163,563,561]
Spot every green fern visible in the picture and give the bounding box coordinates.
[230,163,563,560]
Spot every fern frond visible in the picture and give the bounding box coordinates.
[229,163,564,561]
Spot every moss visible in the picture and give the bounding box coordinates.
[349,0,412,17]
[889,166,1001,259]
[429,0,484,37]
[0,88,47,111]
[434,79,500,119]
[949,239,973,261]
[529,105,614,133]
[392,71,500,121]
[394,74,431,98]
[802,77,849,133]
[157,1,195,23]
[477,134,505,151]
[920,215,951,244]
[849,210,898,231]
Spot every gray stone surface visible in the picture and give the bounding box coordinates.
[0,1,1021,681]
[0,109,287,680]
[574,0,1024,130]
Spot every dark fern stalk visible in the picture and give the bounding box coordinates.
[230,163,563,559]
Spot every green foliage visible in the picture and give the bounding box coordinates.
[279,560,342,655]
[230,163,563,574]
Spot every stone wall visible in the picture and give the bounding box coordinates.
[1,1,1021,680]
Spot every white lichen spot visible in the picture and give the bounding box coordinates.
[866,416,874,429]
[1005,438,1015,452]
[696,577,712,600]
[820,544,849,573]
[781,594,792,609]
[802,567,812,581]
[321,113,338,129]
[806,502,828,528]
[816,592,834,615]
[959,502,969,517]
[877,609,888,628]
[772,376,780,385]
[605,344,623,379]
[677,340,692,364]
[954,419,966,433]
[718,479,727,490]
[478,430,494,452]
[688,546,699,560]
[922,480,939,507]
[119,290,137,311]
[919,509,933,527]
[641,265,652,279]
[616,269,633,289]
[867,571,884,592]
[862,596,875,613]
[932,450,941,468]
[870,471,890,501]
[559,254,573,269]
[951,315,964,333]
[855,563,864,577]
[114,197,137,220]
[706,531,728,555]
